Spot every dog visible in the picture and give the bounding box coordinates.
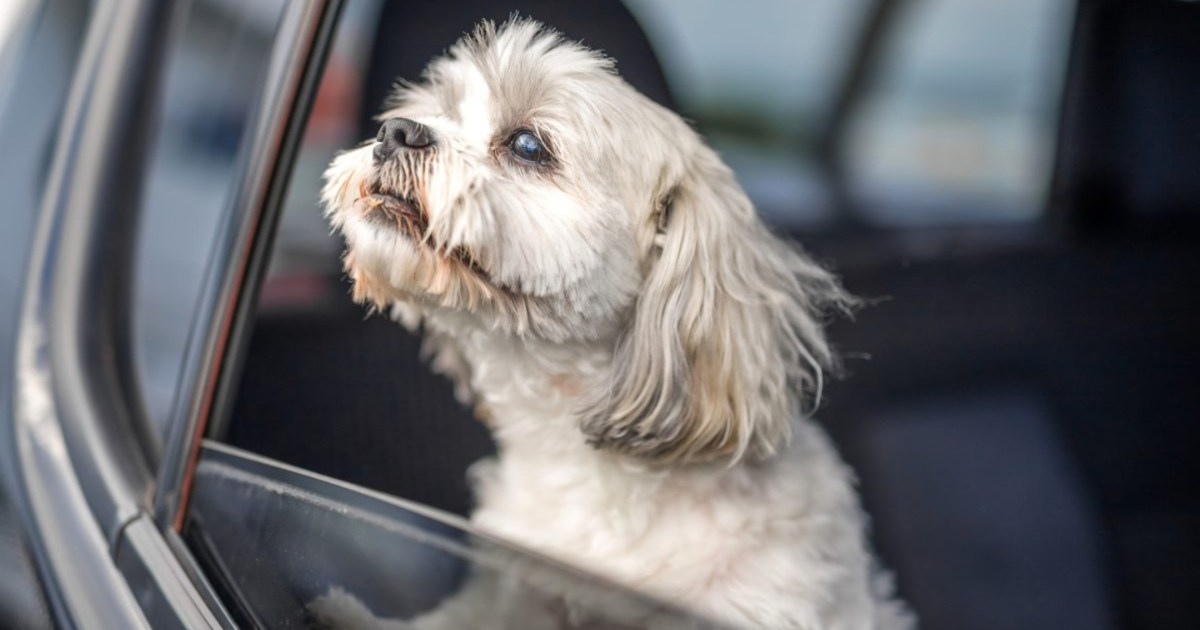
[320,18,912,630]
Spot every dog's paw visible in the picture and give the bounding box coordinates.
[308,586,411,630]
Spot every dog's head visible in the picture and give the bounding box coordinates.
[323,19,851,465]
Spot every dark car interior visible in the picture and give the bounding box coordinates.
[0,0,1182,628]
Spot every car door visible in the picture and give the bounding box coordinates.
[0,0,92,627]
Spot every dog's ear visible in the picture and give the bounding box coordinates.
[581,145,852,465]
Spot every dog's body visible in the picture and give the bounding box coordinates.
[322,19,912,629]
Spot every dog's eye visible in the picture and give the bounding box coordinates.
[508,130,548,164]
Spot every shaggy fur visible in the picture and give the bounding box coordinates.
[321,19,912,630]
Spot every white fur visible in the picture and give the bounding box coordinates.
[321,19,913,630]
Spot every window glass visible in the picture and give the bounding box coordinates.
[187,443,719,629]
[844,0,1073,225]
[132,0,287,447]
[0,0,90,394]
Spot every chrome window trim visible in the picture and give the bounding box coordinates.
[152,0,342,533]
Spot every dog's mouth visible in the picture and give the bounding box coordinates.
[359,185,427,234]
[356,182,487,277]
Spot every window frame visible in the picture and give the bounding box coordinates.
[5,0,342,627]
[150,0,343,536]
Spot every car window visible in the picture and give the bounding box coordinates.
[132,0,288,451]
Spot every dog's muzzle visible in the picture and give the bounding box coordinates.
[373,117,435,164]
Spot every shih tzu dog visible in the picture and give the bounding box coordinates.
[321,18,912,630]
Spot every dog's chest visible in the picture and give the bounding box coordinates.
[466,446,786,594]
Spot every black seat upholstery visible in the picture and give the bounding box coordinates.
[1052,0,1200,232]
[228,292,494,516]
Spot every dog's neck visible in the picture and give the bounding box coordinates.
[420,312,622,457]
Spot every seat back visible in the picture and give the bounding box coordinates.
[1051,0,1200,232]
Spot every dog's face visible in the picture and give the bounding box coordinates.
[324,20,676,342]
[324,20,850,464]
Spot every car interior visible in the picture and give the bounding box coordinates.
[2,0,1196,628]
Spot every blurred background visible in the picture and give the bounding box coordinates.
[2,0,1197,629]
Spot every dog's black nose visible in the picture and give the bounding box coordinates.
[374,117,435,162]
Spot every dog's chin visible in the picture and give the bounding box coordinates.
[338,189,515,324]
[349,183,488,280]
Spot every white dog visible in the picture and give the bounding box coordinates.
[321,19,912,630]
